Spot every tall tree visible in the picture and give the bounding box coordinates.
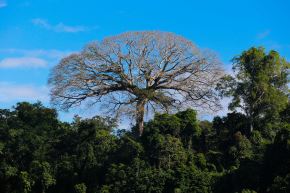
[217,47,289,134]
[48,31,223,135]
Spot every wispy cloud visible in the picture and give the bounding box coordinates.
[0,0,7,8]
[0,49,73,59]
[257,30,270,39]
[255,31,289,53]
[0,57,47,68]
[0,49,74,69]
[32,18,89,33]
[0,82,49,102]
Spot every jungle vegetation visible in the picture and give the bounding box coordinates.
[0,46,289,193]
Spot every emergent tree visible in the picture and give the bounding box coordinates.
[217,47,289,134]
[48,31,223,135]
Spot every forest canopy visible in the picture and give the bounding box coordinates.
[0,46,289,193]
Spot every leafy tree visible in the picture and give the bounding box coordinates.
[0,78,288,193]
[229,132,253,163]
[240,189,257,193]
[30,161,56,193]
[217,47,289,135]
[270,174,290,193]
[74,183,87,193]
[54,116,117,193]
[261,126,290,192]
[0,102,59,193]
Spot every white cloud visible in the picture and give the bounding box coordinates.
[0,0,7,8]
[0,57,47,68]
[0,49,73,59]
[257,30,270,39]
[0,49,74,69]
[0,82,49,102]
[32,18,89,33]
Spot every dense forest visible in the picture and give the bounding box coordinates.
[0,47,289,193]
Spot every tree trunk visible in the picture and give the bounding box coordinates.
[249,108,254,133]
[246,106,254,134]
[250,121,253,133]
[136,99,146,136]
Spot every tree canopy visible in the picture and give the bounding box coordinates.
[0,99,289,193]
[48,31,223,135]
[0,45,289,193]
[217,47,289,136]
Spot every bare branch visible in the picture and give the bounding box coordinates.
[48,31,224,135]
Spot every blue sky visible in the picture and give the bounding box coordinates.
[0,0,290,122]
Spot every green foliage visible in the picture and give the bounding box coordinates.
[240,189,257,193]
[1,104,218,193]
[143,109,201,151]
[0,102,118,193]
[0,100,289,193]
[270,174,290,193]
[30,161,56,192]
[217,47,289,138]
[74,183,87,193]
[19,171,33,193]
[230,132,253,161]
[1,44,289,193]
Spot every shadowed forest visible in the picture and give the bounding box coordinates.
[0,43,289,193]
